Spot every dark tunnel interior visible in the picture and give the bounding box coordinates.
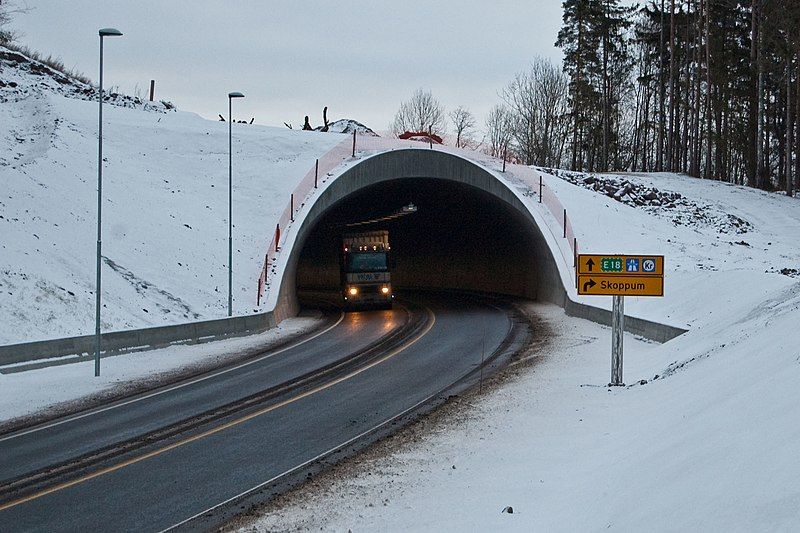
[295,178,542,307]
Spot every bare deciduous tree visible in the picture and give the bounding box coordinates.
[484,104,514,158]
[502,57,571,167]
[0,1,28,45]
[449,105,476,148]
[391,88,446,137]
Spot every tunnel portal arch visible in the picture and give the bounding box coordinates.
[266,149,567,320]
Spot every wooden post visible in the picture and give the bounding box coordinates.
[352,131,356,156]
[428,125,433,149]
[290,194,294,222]
[502,148,507,172]
[314,159,319,188]
[563,209,567,238]
[275,224,280,252]
[149,80,155,101]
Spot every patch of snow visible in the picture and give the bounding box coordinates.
[0,49,341,344]
[315,119,378,136]
[541,167,753,235]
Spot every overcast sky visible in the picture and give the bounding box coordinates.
[10,1,566,134]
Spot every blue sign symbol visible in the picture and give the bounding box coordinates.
[626,258,640,272]
[642,259,656,272]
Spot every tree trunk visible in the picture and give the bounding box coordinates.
[704,0,712,180]
[657,0,666,171]
[682,2,692,173]
[690,0,703,177]
[796,52,800,192]
[755,4,766,189]
[786,70,792,196]
[602,0,609,172]
[747,0,759,187]
[668,0,676,171]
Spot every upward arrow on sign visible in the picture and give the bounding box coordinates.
[577,254,664,276]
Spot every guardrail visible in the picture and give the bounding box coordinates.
[0,311,275,369]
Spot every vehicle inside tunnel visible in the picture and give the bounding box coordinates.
[295,178,543,309]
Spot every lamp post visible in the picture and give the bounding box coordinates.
[227,91,245,317]
[95,27,123,377]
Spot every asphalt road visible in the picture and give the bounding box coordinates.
[0,291,528,532]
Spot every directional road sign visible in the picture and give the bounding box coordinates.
[577,275,664,296]
[577,254,664,276]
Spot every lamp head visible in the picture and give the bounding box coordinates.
[99,28,123,37]
[228,91,245,99]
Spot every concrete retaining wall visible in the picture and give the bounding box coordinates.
[0,312,276,367]
[564,299,686,343]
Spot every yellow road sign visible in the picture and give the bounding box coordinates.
[577,254,664,276]
[577,275,664,296]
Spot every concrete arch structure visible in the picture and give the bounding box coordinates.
[265,148,569,321]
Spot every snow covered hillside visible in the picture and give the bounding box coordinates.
[0,47,343,344]
[240,172,800,531]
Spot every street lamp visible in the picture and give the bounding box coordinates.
[95,27,123,377]
[227,91,244,317]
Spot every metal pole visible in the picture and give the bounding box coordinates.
[611,295,625,386]
[148,79,155,101]
[539,175,542,203]
[352,130,356,156]
[228,96,233,317]
[94,36,104,377]
[314,158,319,188]
[290,193,294,222]
[573,238,577,267]
[563,209,567,238]
[502,148,507,172]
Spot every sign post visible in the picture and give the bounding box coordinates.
[611,295,624,385]
[576,254,665,386]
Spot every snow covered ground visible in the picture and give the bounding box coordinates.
[4,43,800,532]
[0,47,342,344]
[237,172,800,531]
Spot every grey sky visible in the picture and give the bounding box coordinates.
[11,1,565,133]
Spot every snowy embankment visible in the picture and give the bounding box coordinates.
[0,315,321,425]
[0,47,343,345]
[239,172,800,531]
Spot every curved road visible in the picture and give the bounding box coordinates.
[0,291,529,532]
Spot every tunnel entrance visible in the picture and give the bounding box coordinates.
[295,178,542,308]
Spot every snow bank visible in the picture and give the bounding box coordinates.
[0,50,343,344]
[240,172,800,531]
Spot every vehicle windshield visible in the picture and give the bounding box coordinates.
[347,252,388,272]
